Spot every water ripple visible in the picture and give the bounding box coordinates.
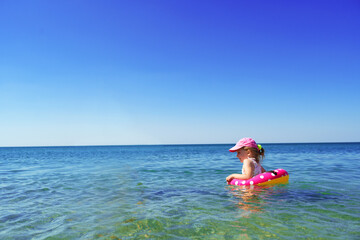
[0,144,359,239]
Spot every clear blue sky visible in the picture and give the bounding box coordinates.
[0,0,359,146]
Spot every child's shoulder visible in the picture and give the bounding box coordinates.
[243,158,255,165]
[244,157,256,162]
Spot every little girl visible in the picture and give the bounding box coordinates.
[226,137,266,183]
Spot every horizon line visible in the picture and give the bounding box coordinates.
[1,141,359,148]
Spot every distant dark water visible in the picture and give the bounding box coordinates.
[1,143,359,239]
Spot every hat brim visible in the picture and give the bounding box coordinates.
[229,146,241,152]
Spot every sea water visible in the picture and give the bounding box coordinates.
[1,143,359,239]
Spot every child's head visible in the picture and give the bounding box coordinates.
[229,137,265,163]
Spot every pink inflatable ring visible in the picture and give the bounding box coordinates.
[228,169,289,186]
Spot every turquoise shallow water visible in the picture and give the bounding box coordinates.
[1,143,360,239]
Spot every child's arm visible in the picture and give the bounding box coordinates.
[261,165,266,173]
[226,159,254,182]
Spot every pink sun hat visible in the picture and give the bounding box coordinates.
[229,137,259,152]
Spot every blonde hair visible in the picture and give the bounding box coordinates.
[243,146,265,163]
